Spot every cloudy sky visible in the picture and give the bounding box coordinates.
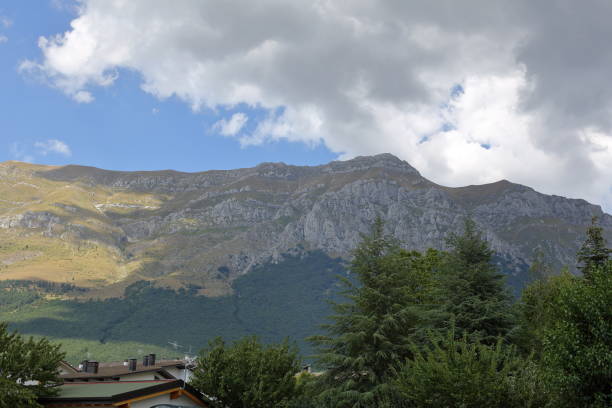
[1,1,611,212]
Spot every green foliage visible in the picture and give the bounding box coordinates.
[0,280,86,311]
[310,218,444,407]
[541,261,612,407]
[191,336,302,408]
[395,330,550,408]
[2,280,86,294]
[0,251,343,362]
[0,322,65,408]
[516,223,612,406]
[0,377,41,408]
[440,217,514,344]
[0,286,39,309]
[577,216,611,280]
[513,271,573,356]
[1,215,608,407]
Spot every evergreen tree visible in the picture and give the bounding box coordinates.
[310,218,443,407]
[440,218,514,344]
[395,330,550,408]
[0,322,65,408]
[190,336,301,408]
[576,216,610,280]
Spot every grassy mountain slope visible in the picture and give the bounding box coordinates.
[0,251,344,362]
[0,154,610,361]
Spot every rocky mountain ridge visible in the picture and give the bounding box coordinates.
[0,154,609,297]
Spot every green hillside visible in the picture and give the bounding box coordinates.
[0,251,344,362]
[1,156,609,363]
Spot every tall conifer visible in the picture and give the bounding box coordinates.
[576,216,610,280]
[440,218,514,344]
[310,218,441,407]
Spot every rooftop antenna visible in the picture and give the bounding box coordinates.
[168,340,183,351]
[182,349,197,387]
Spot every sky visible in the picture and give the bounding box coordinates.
[1,1,611,212]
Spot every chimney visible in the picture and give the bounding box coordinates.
[148,353,156,366]
[86,361,99,374]
[128,358,137,371]
[143,355,150,366]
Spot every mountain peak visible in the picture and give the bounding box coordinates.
[325,153,421,176]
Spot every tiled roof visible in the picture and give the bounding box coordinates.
[39,380,208,406]
[49,380,176,398]
[60,359,187,379]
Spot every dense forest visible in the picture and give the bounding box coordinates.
[1,217,610,407]
[0,250,345,361]
[191,217,611,407]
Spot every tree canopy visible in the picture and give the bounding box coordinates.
[0,322,65,408]
[541,261,612,407]
[440,218,514,344]
[395,330,549,408]
[190,336,301,408]
[310,217,443,407]
[577,216,611,279]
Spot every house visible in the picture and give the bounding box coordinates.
[57,360,79,375]
[60,354,194,382]
[39,379,209,407]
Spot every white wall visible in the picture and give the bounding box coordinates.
[164,367,193,382]
[131,390,202,407]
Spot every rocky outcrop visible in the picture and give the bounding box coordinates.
[0,154,609,294]
[0,211,60,230]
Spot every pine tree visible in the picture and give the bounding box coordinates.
[440,218,514,345]
[310,218,443,407]
[576,216,610,280]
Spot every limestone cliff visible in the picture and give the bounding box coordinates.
[0,154,609,297]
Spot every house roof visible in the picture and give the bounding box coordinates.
[49,381,171,398]
[39,379,208,406]
[60,359,188,380]
[58,360,79,374]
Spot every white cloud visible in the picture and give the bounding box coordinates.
[213,113,249,137]
[34,139,72,157]
[0,16,12,28]
[0,15,9,44]
[73,90,93,103]
[50,0,80,13]
[21,0,612,211]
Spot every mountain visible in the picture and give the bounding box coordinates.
[1,154,609,294]
[0,154,609,360]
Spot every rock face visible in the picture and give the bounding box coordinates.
[0,154,609,296]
